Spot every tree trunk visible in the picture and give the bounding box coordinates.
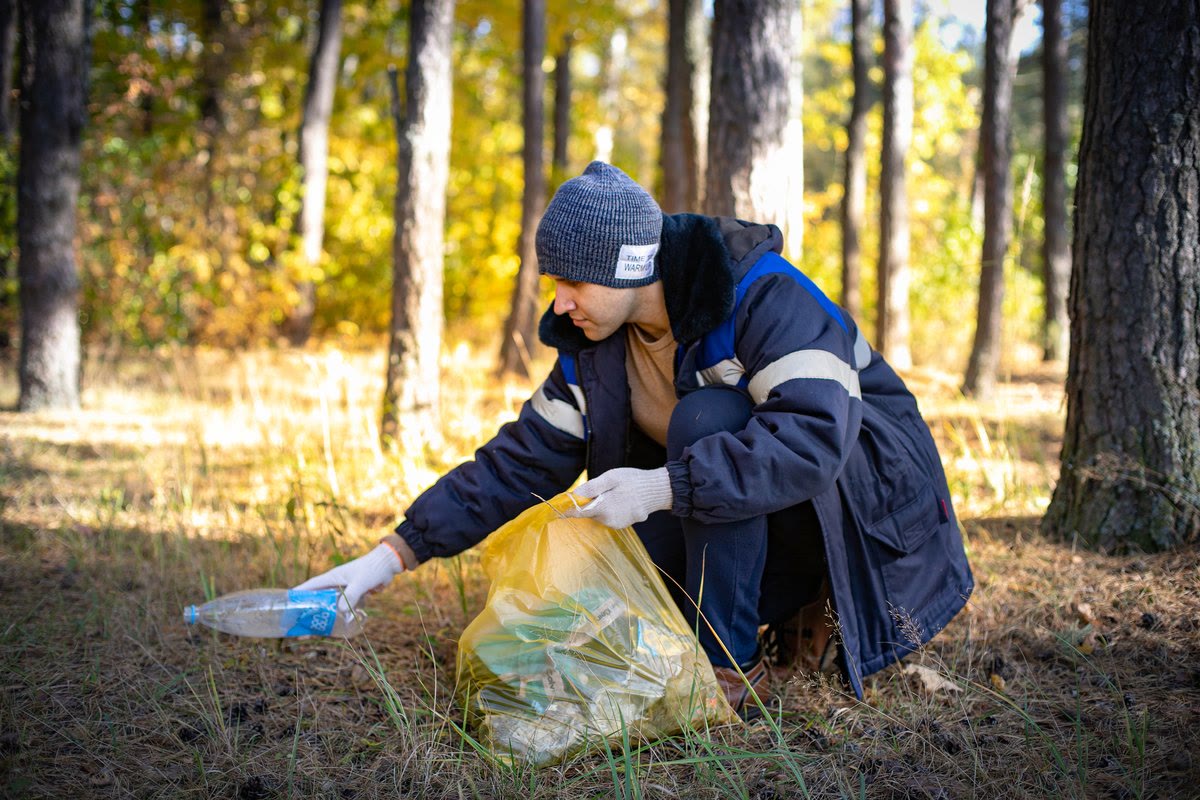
[284,0,343,346]
[704,0,799,222]
[592,28,624,164]
[381,0,454,446]
[840,0,870,320]
[963,0,1018,397]
[877,0,912,369]
[782,10,803,258]
[197,0,224,224]
[498,0,545,378]
[1040,0,1071,361]
[0,0,16,142]
[16,0,88,411]
[1042,0,1199,553]
[661,0,702,213]
[551,32,571,190]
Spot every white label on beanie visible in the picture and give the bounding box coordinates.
[615,243,659,280]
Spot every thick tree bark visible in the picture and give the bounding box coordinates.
[551,32,571,190]
[840,0,870,320]
[661,0,703,213]
[1040,0,1071,361]
[1042,0,1199,552]
[498,0,546,377]
[0,0,16,142]
[704,0,799,222]
[17,0,88,410]
[284,0,343,346]
[877,0,912,369]
[381,0,454,445]
[963,0,1019,397]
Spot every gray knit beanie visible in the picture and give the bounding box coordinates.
[536,161,663,288]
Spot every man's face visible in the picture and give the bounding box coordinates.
[549,277,638,341]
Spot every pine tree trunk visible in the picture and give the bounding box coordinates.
[1042,0,1199,552]
[381,0,454,445]
[498,0,545,377]
[284,0,343,346]
[877,0,912,369]
[551,33,571,191]
[592,28,624,164]
[661,0,700,213]
[704,0,799,222]
[16,0,87,411]
[840,0,870,320]
[1040,0,1071,361]
[197,0,224,226]
[963,0,1018,398]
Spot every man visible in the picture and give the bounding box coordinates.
[297,162,974,718]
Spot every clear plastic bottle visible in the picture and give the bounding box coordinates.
[183,589,365,638]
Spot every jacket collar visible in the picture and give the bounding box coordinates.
[538,213,782,353]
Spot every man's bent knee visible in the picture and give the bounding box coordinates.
[667,385,754,458]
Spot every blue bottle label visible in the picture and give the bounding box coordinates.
[284,589,340,636]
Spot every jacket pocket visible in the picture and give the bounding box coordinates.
[859,481,950,649]
[863,482,940,555]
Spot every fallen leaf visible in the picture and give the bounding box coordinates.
[902,664,962,695]
[1073,602,1095,625]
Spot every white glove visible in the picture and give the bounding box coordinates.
[567,466,673,529]
[293,543,404,612]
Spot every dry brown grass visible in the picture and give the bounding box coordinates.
[1,344,1198,799]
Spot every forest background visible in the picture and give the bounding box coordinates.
[0,0,1077,366]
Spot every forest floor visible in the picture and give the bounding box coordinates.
[1,344,1198,799]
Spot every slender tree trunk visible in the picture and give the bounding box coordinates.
[17,0,88,410]
[782,10,803,258]
[0,0,16,142]
[197,0,224,225]
[1043,0,1199,552]
[690,2,709,209]
[1041,0,1071,361]
[704,0,799,222]
[840,0,870,320]
[877,0,912,369]
[963,0,1018,397]
[498,0,545,377]
[551,32,571,191]
[592,28,624,164]
[284,0,343,346]
[381,0,454,445]
[661,0,701,213]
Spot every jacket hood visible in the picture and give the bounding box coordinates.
[538,213,783,353]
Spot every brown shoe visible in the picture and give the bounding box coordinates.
[763,579,837,674]
[712,653,770,721]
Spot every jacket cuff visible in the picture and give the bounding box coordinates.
[382,527,421,571]
[666,460,693,517]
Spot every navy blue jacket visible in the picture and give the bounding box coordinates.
[395,214,974,697]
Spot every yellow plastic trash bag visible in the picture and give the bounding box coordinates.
[456,492,735,765]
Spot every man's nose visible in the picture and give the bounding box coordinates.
[553,289,576,315]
